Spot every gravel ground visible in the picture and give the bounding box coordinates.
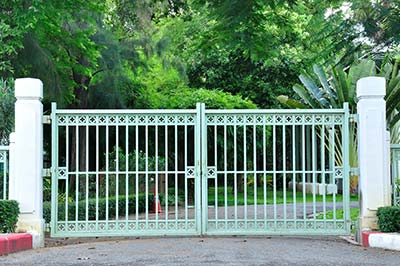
[1,236,399,266]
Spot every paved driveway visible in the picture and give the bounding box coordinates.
[1,236,398,266]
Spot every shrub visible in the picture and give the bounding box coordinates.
[0,200,19,233]
[377,206,400,232]
[43,194,154,223]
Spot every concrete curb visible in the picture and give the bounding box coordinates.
[362,231,400,251]
[0,233,32,256]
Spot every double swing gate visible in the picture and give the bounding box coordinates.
[50,103,351,237]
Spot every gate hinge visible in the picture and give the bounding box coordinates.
[349,114,358,124]
[350,167,359,176]
[42,168,51,177]
[43,115,51,124]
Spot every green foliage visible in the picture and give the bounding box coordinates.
[0,79,15,144]
[43,193,153,224]
[350,0,400,49]
[0,200,19,233]
[278,57,400,142]
[377,206,400,233]
[108,146,166,172]
[126,54,256,109]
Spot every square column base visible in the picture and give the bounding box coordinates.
[16,214,45,248]
[359,214,378,231]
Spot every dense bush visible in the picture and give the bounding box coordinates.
[0,200,19,233]
[43,194,154,223]
[377,206,400,232]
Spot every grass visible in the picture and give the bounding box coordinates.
[206,186,358,206]
[316,208,359,222]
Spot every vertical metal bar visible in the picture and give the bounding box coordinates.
[75,122,79,228]
[263,123,267,228]
[292,123,296,226]
[224,122,228,227]
[50,103,58,236]
[116,119,119,221]
[2,151,6,199]
[312,121,316,228]
[306,127,311,182]
[302,124,306,226]
[145,124,149,228]
[273,122,277,228]
[135,124,139,228]
[253,123,257,221]
[65,124,69,227]
[321,118,326,227]
[343,103,351,232]
[155,119,159,228]
[85,121,89,227]
[165,123,168,227]
[184,122,187,229]
[214,124,218,225]
[243,124,247,228]
[200,103,207,234]
[106,119,109,228]
[330,124,336,227]
[95,123,99,229]
[283,123,287,228]
[195,103,202,234]
[125,121,129,227]
[234,121,238,228]
[174,124,178,228]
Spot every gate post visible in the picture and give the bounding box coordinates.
[10,78,44,248]
[357,77,391,231]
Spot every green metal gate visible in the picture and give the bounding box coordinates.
[392,144,400,206]
[200,104,351,235]
[51,103,351,237]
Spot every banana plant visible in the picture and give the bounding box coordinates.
[277,58,400,192]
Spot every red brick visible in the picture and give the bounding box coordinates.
[0,233,32,255]
[362,231,383,247]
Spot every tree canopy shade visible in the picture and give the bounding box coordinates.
[1,0,399,114]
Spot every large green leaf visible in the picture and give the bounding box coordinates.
[313,64,337,107]
[292,84,321,109]
[331,67,347,105]
[276,95,308,109]
[299,73,329,108]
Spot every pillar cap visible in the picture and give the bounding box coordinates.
[15,78,43,100]
[357,77,386,99]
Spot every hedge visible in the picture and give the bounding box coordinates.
[43,194,154,223]
[377,206,400,232]
[0,200,19,233]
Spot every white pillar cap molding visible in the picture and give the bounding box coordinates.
[15,78,43,100]
[356,77,386,99]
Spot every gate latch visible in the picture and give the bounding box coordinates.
[349,114,358,124]
[42,168,51,177]
[43,115,51,124]
[350,167,359,176]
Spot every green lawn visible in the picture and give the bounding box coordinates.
[316,208,359,222]
[207,186,358,206]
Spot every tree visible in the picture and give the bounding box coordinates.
[277,58,400,192]
[0,79,14,144]
[154,0,359,108]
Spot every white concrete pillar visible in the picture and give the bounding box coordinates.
[10,78,44,248]
[357,77,391,230]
